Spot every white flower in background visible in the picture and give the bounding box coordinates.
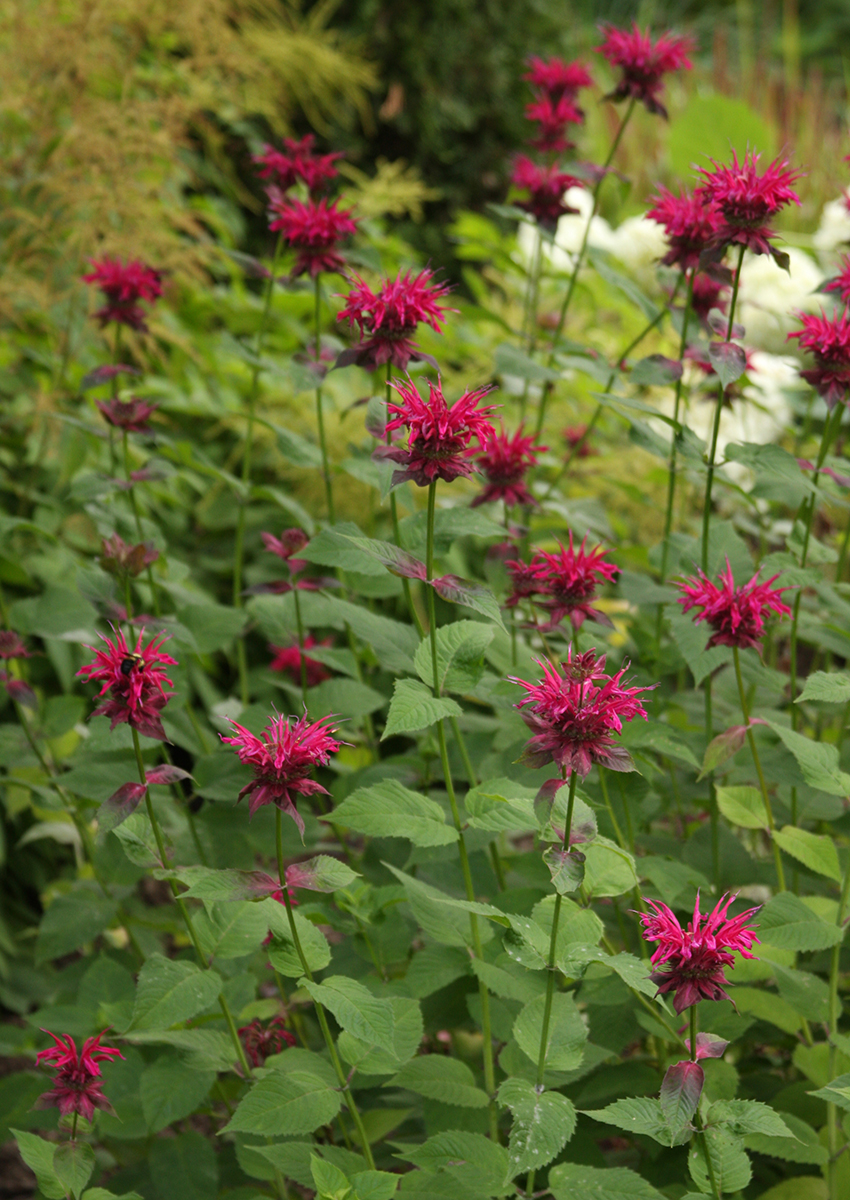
[814,195,850,263]
[606,214,668,287]
[736,248,823,354]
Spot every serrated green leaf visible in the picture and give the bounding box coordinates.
[11,1131,65,1200]
[514,992,587,1072]
[808,1071,850,1113]
[127,955,223,1031]
[582,837,638,898]
[774,965,831,1023]
[688,1126,751,1194]
[413,621,495,693]
[35,886,119,964]
[765,720,850,796]
[757,893,845,952]
[549,1161,666,1200]
[148,1130,219,1200]
[382,678,462,739]
[140,1059,215,1133]
[122,1028,236,1072]
[265,904,331,977]
[223,1069,342,1135]
[773,826,842,882]
[400,1131,510,1197]
[498,1077,576,1177]
[301,976,395,1047]
[583,1097,675,1145]
[743,1111,827,1164]
[332,779,457,847]
[311,1154,351,1199]
[716,785,768,829]
[301,524,389,576]
[797,671,850,705]
[708,1098,793,1138]
[339,997,424,1075]
[352,1168,400,1200]
[193,901,270,959]
[389,1055,488,1107]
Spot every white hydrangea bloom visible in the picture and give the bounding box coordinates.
[813,195,850,263]
[736,248,823,353]
[606,214,668,287]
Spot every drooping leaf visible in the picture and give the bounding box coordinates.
[431,575,506,630]
[659,1060,703,1137]
[382,678,462,739]
[300,976,395,1048]
[708,340,747,388]
[773,826,842,882]
[11,1131,66,1200]
[413,621,495,693]
[796,670,850,705]
[765,720,850,796]
[98,782,148,833]
[498,1076,576,1177]
[583,1097,677,1145]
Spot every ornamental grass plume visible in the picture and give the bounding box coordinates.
[95,396,159,433]
[335,268,454,371]
[597,22,694,118]
[695,150,802,261]
[253,134,341,194]
[676,557,791,650]
[640,892,760,1013]
[472,424,546,507]
[268,195,357,278]
[511,157,584,230]
[788,309,850,407]
[83,257,163,331]
[77,627,177,741]
[376,377,498,487]
[238,1017,296,1067]
[35,1030,123,1120]
[507,532,618,630]
[646,186,721,271]
[220,711,343,834]
[510,649,653,777]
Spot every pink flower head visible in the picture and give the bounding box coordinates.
[0,630,30,659]
[511,156,584,230]
[563,425,596,457]
[597,23,694,118]
[35,1030,124,1121]
[336,268,454,371]
[262,528,310,566]
[238,1017,296,1067]
[510,649,653,778]
[788,309,850,407]
[640,892,760,1013]
[269,635,332,687]
[525,93,584,153]
[100,534,159,579]
[646,187,721,271]
[378,377,498,488]
[253,135,342,194]
[220,711,343,834]
[690,273,727,323]
[517,532,619,630]
[77,627,177,741]
[524,56,593,102]
[82,257,163,331]
[95,396,159,433]
[695,150,802,259]
[472,424,546,507]
[268,195,357,278]
[824,255,850,307]
[506,558,547,608]
[676,557,791,650]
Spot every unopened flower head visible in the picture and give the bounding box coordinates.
[220,711,343,834]
[336,268,454,370]
[378,378,498,487]
[269,635,332,687]
[262,528,310,565]
[788,309,850,407]
[472,424,546,507]
[238,1017,296,1067]
[514,532,619,630]
[77,627,177,741]
[640,892,760,1013]
[268,196,358,278]
[525,93,584,153]
[695,150,802,258]
[83,257,163,331]
[676,557,791,650]
[646,186,721,271]
[597,22,694,118]
[100,534,159,579]
[35,1030,124,1121]
[510,650,653,778]
[524,56,593,102]
[253,134,342,194]
[511,156,584,230]
[95,395,159,433]
[0,630,30,659]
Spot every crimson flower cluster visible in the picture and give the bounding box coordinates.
[597,22,693,118]
[377,378,498,488]
[83,257,163,331]
[640,893,760,1013]
[238,1017,296,1068]
[252,528,333,597]
[511,156,584,230]
[77,628,177,741]
[695,150,802,261]
[510,649,653,778]
[268,195,358,279]
[788,310,850,408]
[254,134,341,195]
[646,186,720,272]
[823,255,850,307]
[221,711,343,834]
[336,268,453,371]
[35,1030,123,1121]
[677,559,791,651]
[473,425,546,507]
[270,634,333,687]
[95,395,159,433]
[507,532,618,631]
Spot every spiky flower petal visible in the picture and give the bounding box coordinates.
[254,135,341,194]
[507,532,618,630]
[35,1030,123,1121]
[788,309,850,407]
[336,269,454,370]
[646,186,721,271]
[83,257,163,330]
[676,558,791,650]
[473,424,546,507]
[77,627,177,741]
[695,150,802,258]
[597,23,693,118]
[268,196,358,278]
[511,156,584,229]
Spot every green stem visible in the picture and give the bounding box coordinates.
[275,810,376,1168]
[449,712,506,891]
[828,842,850,1199]
[732,647,785,890]
[690,1006,698,1062]
[519,229,544,424]
[314,276,335,523]
[425,480,498,1140]
[700,243,746,572]
[292,585,309,707]
[385,364,424,636]
[705,682,720,891]
[122,431,160,617]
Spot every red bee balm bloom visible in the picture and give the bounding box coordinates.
[525,93,584,153]
[597,23,693,118]
[676,558,791,650]
[788,310,850,407]
[511,156,584,230]
[83,257,163,331]
[524,56,593,102]
[95,396,159,433]
[377,378,498,487]
[268,196,357,278]
[36,1030,124,1120]
[238,1017,296,1067]
[473,425,546,507]
[823,255,850,307]
[511,532,619,631]
[269,636,332,687]
[640,892,760,1013]
[254,135,341,194]
[695,150,802,260]
[510,650,653,778]
[220,712,343,834]
[646,187,721,271]
[336,269,454,371]
[77,628,177,741]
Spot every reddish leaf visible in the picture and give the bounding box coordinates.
[146,765,193,786]
[100,782,147,833]
[543,846,586,894]
[689,1033,730,1060]
[707,341,748,390]
[660,1059,704,1132]
[80,364,141,391]
[5,678,37,710]
[698,724,748,779]
[707,311,745,340]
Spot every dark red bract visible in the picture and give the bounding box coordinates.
[336,269,453,370]
[695,150,802,259]
[676,558,791,650]
[268,196,358,278]
[83,257,163,331]
[35,1030,124,1121]
[646,186,721,271]
[473,424,546,507]
[95,396,159,433]
[788,310,850,407]
[238,1017,297,1067]
[254,135,341,194]
[100,534,159,579]
[77,627,177,741]
[597,22,693,118]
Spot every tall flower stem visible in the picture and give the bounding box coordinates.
[689,997,722,1200]
[732,647,785,890]
[291,585,309,706]
[519,228,544,425]
[425,480,498,1140]
[314,276,335,524]
[524,771,578,1197]
[130,728,252,1076]
[233,234,284,706]
[121,430,160,617]
[274,809,376,1167]
[827,840,850,1199]
[385,364,424,637]
[700,243,746,573]
[658,268,697,589]
[533,98,637,440]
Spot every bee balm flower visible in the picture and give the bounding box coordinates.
[695,150,802,260]
[268,196,358,278]
[254,135,341,194]
[676,558,791,650]
[788,309,850,407]
[646,187,721,271]
[597,23,693,118]
[336,269,454,371]
[77,628,177,741]
[35,1030,124,1120]
[83,257,163,331]
[473,424,546,507]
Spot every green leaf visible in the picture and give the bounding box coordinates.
[414,621,495,693]
[266,907,331,977]
[339,997,424,1075]
[156,865,279,906]
[400,1131,511,1197]
[698,725,748,779]
[301,524,389,576]
[35,886,118,964]
[494,341,561,383]
[668,611,730,687]
[463,778,537,834]
[708,1098,793,1137]
[796,671,850,705]
[382,678,462,739]
[549,1161,666,1200]
[773,826,842,882]
[514,992,587,1072]
[431,575,506,630]
[757,893,845,952]
[140,1059,215,1133]
[389,1056,489,1107]
[809,1071,850,1113]
[716,786,768,829]
[127,954,223,1031]
[122,1029,236,1072]
[498,1077,576,1177]
[774,965,831,1023]
[300,976,395,1047]
[583,1098,675,1145]
[582,837,638,898]
[176,602,247,654]
[148,1131,219,1200]
[12,1131,66,1199]
[352,1169,400,1200]
[224,1069,342,1135]
[743,1184,826,1200]
[765,720,850,796]
[193,901,270,959]
[332,779,457,847]
[404,945,471,997]
[311,1155,352,1199]
[688,1127,751,1195]
[708,341,747,389]
[82,1191,144,1200]
[287,855,361,892]
[744,1111,827,1165]
[321,596,419,674]
[308,678,388,720]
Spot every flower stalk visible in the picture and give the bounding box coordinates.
[732,647,785,889]
[315,276,335,523]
